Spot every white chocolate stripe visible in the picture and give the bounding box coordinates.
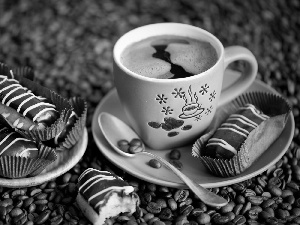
[78,168,112,184]
[0,132,14,155]
[22,102,56,117]
[227,115,257,128]
[17,95,35,112]
[239,104,269,120]
[79,174,114,192]
[91,186,134,209]
[16,148,38,157]
[0,83,20,94]
[5,92,35,106]
[2,86,24,104]
[0,137,35,155]
[217,127,248,138]
[82,176,116,194]
[207,138,238,155]
[10,70,15,79]
[32,107,57,122]
[221,123,250,134]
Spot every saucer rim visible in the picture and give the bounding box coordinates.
[92,71,295,188]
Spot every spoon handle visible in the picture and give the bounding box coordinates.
[140,151,228,207]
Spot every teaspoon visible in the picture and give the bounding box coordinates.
[98,112,228,207]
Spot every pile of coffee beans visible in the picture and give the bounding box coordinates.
[0,0,299,224]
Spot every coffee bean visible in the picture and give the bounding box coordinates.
[220,201,235,213]
[233,204,243,215]
[286,181,299,192]
[148,159,162,169]
[148,216,160,225]
[248,208,259,220]
[256,177,267,188]
[11,189,26,198]
[262,192,272,200]
[231,183,246,192]
[179,204,193,216]
[248,196,263,205]
[167,198,177,211]
[232,215,246,224]
[174,189,189,202]
[35,210,51,224]
[276,208,290,219]
[169,149,181,160]
[158,208,172,220]
[291,208,300,216]
[0,206,7,218]
[155,199,167,208]
[128,145,144,154]
[280,202,292,210]
[191,208,205,217]
[30,189,42,197]
[268,177,282,187]
[0,199,13,207]
[28,203,36,213]
[240,202,251,215]
[261,198,275,208]
[268,185,282,196]
[213,214,230,224]
[196,212,210,224]
[236,195,246,204]
[12,212,27,225]
[147,202,161,214]
[10,208,23,217]
[244,189,256,197]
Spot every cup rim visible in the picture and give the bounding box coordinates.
[113,22,224,82]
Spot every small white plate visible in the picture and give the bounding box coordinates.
[0,128,88,188]
[92,70,295,188]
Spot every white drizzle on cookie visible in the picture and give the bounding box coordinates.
[0,75,57,122]
[206,104,269,156]
[0,127,38,157]
[78,168,134,213]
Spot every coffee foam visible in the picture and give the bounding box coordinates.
[121,40,172,79]
[121,35,218,79]
[166,40,218,75]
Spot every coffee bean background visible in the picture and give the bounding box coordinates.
[0,0,299,224]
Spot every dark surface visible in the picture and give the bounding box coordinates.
[0,0,299,224]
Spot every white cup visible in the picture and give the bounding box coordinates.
[113,23,257,150]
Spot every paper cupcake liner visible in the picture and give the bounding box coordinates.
[55,97,87,151]
[0,62,35,81]
[192,92,291,177]
[0,143,57,179]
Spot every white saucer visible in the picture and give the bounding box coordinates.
[92,70,295,188]
[0,128,88,188]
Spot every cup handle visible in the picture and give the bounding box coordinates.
[218,46,258,107]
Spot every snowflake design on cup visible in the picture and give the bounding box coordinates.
[156,94,168,104]
[209,90,216,102]
[161,106,173,115]
[172,88,185,98]
[205,105,213,115]
[199,84,209,95]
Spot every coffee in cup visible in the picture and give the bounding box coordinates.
[120,35,218,79]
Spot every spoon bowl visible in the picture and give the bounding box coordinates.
[98,112,228,207]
